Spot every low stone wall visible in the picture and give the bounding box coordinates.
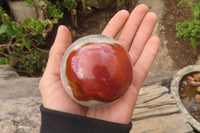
[0,65,41,132]
[0,65,197,132]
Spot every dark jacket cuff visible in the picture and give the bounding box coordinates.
[40,105,132,133]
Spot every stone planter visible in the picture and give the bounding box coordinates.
[7,0,43,22]
[171,65,200,132]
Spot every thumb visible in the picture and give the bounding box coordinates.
[44,25,72,76]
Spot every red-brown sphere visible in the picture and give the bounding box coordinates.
[61,35,133,106]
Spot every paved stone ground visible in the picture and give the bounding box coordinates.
[136,0,179,77]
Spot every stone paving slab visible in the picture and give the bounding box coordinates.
[131,83,194,133]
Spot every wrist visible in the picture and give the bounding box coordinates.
[40,104,132,133]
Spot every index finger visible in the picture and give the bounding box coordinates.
[44,25,72,76]
[101,10,129,39]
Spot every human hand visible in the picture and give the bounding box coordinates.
[39,4,160,124]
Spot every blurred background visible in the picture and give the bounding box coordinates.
[0,0,200,132]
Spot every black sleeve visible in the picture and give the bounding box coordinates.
[40,105,132,133]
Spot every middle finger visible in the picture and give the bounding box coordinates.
[117,4,148,50]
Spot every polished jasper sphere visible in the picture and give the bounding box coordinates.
[61,35,133,107]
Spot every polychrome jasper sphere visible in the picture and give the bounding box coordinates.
[61,35,133,107]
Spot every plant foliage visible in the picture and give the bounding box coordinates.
[176,0,200,49]
[55,0,90,27]
[0,1,63,76]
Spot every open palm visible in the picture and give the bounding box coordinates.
[39,4,160,124]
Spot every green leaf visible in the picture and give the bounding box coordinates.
[48,7,63,19]
[26,54,34,60]
[24,0,33,5]
[35,24,44,33]
[7,22,23,36]
[15,43,24,47]
[0,57,9,65]
[23,17,32,25]
[50,18,58,23]
[0,25,7,34]
[22,38,31,49]
[38,0,45,6]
